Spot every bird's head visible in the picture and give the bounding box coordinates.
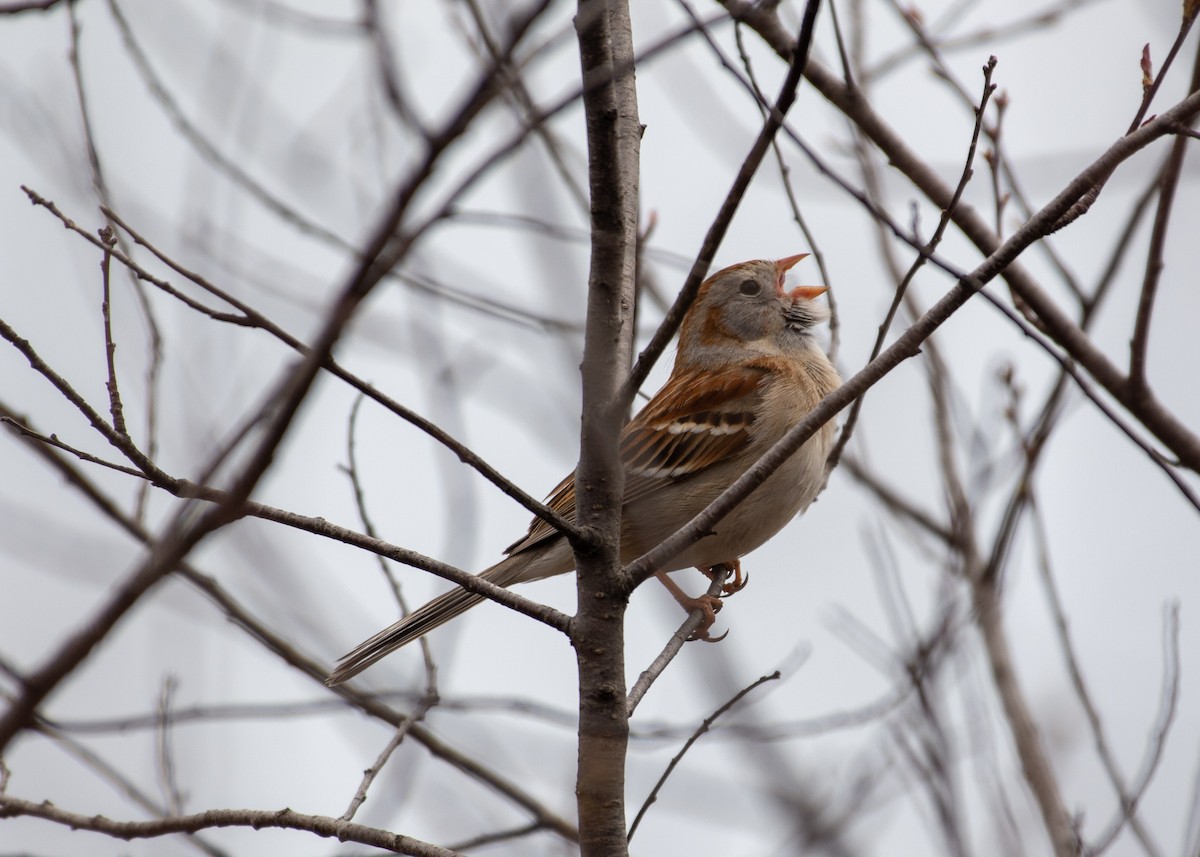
[676,254,829,367]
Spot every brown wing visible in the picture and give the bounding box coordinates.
[618,364,765,507]
[504,470,577,555]
[505,365,766,557]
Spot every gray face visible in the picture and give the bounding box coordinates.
[707,263,788,343]
[675,258,829,369]
[706,261,826,345]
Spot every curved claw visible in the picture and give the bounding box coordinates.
[689,627,730,643]
[683,593,723,641]
[699,560,749,597]
[722,566,749,597]
[656,572,730,642]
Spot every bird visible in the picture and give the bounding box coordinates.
[327,254,840,685]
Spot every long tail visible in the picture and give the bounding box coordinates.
[327,557,522,686]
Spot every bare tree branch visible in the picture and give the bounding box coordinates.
[622,0,822,405]
[572,1,643,853]
[728,3,1200,473]
[1087,604,1182,856]
[4,3,1198,854]
[628,88,1200,591]
[18,189,580,542]
[626,566,730,716]
[0,795,461,857]
[1029,502,1165,857]
[1130,36,1200,390]
[0,397,580,842]
[828,55,998,473]
[627,669,780,840]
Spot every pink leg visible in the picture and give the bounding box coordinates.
[655,570,728,642]
[698,559,748,596]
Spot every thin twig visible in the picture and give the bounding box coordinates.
[446,821,544,852]
[1028,501,1165,857]
[1087,604,1182,857]
[339,695,436,822]
[973,573,1079,857]
[69,0,165,521]
[342,394,439,689]
[155,676,184,818]
[1128,9,1200,134]
[19,189,578,543]
[1182,746,1200,857]
[0,399,579,842]
[865,527,968,857]
[337,407,440,824]
[621,0,823,407]
[0,416,144,478]
[0,306,291,494]
[36,683,912,744]
[1050,4,1199,232]
[0,0,66,11]
[729,14,840,359]
[827,55,998,474]
[989,92,1010,237]
[98,224,129,438]
[1130,36,1200,390]
[0,795,462,857]
[460,0,590,213]
[105,0,354,251]
[362,0,428,137]
[627,567,730,716]
[626,669,781,841]
[0,699,229,857]
[842,456,954,545]
[866,0,1102,82]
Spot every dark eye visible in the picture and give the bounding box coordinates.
[738,278,761,296]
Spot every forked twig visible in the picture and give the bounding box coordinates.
[0,398,578,842]
[622,0,823,405]
[627,669,781,840]
[1130,38,1200,391]
[827,56,999,474]
[627,566,730,715]
[1029,501,1165,857]
[1087,605,1182,857]
[0,795,461,857]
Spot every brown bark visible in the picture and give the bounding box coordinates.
[573,1,641,855]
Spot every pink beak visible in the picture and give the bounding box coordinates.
[789,285,829,300]
[774,253,828,300]
[775,253,809,276]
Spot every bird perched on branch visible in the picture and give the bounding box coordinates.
[328,254,840,685]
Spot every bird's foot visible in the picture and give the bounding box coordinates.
[687,595,729,642]
[656,571,730,642]
[700,559,748,597]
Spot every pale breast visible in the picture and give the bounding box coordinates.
[626,348,841,572]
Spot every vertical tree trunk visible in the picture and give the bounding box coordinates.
[573,1,641,855]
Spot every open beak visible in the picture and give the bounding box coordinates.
[774,253,809,294]
[774,254,826,301]
[789,285,828,301]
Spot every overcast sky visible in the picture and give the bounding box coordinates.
[2,1,1199,855]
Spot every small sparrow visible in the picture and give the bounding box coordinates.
[328,255,840,684]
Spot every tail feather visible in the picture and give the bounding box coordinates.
[327,586,484,685]
[327,554,542,686]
